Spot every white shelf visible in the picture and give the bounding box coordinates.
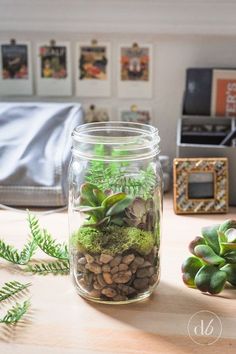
[0,0,236,35]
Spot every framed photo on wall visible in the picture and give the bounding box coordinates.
[118,42,153,98]
[119,104,152,124]
[36,41,72,96]
[76,41,111,97]
[211,69,236,117]
[0,40,33,95]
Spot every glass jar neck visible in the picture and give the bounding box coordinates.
[72,121,160,161]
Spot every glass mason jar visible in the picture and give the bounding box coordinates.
[68,122,163,304]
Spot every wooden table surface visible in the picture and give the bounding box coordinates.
[0,194,236,354]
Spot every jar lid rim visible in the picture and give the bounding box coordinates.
[72,121,160,143]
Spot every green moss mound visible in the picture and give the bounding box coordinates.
[71,225,155,256]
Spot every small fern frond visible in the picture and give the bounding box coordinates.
[0,238,37,265]
[20,238,38,264]
[27,213,68,260]
[26,259,70,276]
[0,281,31,302]
[0,239,21,264]
[0,299,30,324]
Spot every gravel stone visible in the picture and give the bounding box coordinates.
[103,272,113,285]
[118,284,136,296]
[85,263,102,274]
[85,254,95,264]
[122,254,135,265]
[89,289,101,297]
[102,264,111,272]
[101,287,117,298]
[112,271,132,284]
[100,254,113,264]
[93,282,103,290]
[78,257,87,265]
[97,274,107,287]
[77,263,86,272]
[149,273,159,286]
[110,266,119,274]
[130,263,138,274]
[136,267,155,278]
[113,294,128,301]
[133,278,149,290]
[83,273,93,286]
[118,263,128,271]
[110,255,122,267]
[139,261,152,268]
[133,256,145,267]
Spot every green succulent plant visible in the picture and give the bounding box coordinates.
[78,182,133,227]
[182,219,236,294]
[124,197,155,231]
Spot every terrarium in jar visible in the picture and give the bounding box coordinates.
[68,122,162,304]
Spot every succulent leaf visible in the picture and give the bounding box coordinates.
[209,269,227,294]
[189,236,206,255]
[195,265,227,294]
[80,183,99,206]
[102,192,127,209]
[220,242,236,255]
[181,256,203,287]
[194,265,215,292]
[194,245,225,265]
[201,224,220,254]
[79,206,105,221]
[225,228,236,243]
[219,219,236,234]
[106,196,133,216]
[124,197,155,231]
[223,250,236,264]
[93,189,106,204]
[220,264,236,286]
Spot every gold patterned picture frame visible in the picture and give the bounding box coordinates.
[173,158,229,214]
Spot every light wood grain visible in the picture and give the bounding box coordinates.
[0,195,236,354]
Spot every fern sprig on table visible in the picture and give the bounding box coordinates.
[0,300,31,324]
[27,213,69,260]
[26,259,70,276]
[0,281,31,302]
[0,238,37,265]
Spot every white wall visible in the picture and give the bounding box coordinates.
[1,0,236,160]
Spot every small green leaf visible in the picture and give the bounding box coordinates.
[195,265,214,292]
[26,260,70,275]
[219,219,236,234]
[93,189,106,204]
[201,224,220,254]
[209,269,227,294]
[194,245,225,265]
[111,217,124,226]
[80,183,99,206]
[189,236,206,255]
[0,281,31,302]
[223,250,236,264]
[102,192,127,209]
[221,264,236,286]
[195,265,227,294]
[220,242,236,255]
[79,206,105,221]
[225,228,236,243]
[0,299,31,324]
[106,196,133,216]
[181,256,203,287]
